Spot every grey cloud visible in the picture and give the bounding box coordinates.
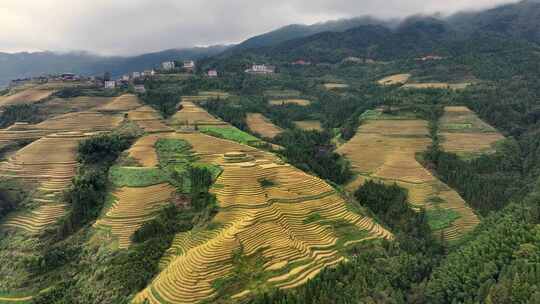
[0,0,519,55]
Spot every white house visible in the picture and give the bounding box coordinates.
[143,70,155,77]
[104,80,116,89]
[122,75,130,81]
[162,61,176,70]
[246,64,275,74]
[207,69,218,77]
[134,84,146,93]
[132,71,141,79]
[183,60,195,70]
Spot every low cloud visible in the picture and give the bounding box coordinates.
[0,0,518,55]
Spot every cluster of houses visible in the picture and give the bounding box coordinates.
[9,73,89,88]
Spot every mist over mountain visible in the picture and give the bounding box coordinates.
[2,0,539,88]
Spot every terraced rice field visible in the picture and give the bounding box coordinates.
[94,183,176,249]
[0,109,123,151]
[0,89,55,107]
[168,101,228,128]
[323,83,349,90]
[0,132,87,233]
[246,113,283,139]
[268,99,311,106]
[439,106,504,156]
[377,73,411,86]
[39,96,114,116]
[34,111,124,132]
[128,106,173,133]
[337,115,479,241]
[134,133,391,304]
[402,82,471,90]
[127,135,161,167]
[97,94,142,112]
[294,120,323,131]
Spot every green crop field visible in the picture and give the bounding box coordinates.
[200,126,261,146]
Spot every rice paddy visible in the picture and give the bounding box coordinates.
[127,106,173,133]
[0,89,55,107]
[337,114,479,241]
[0,132,87,233]
[133,131,392,304]
[402,83,471,90]
[94,183,176,249]
[323,83,349,90]
[294,120,323,131]
[200,126,261,146]
[246,113,283,139]
[168,101,228,128]
[97,94,143,112]
[439,106,505,156]
[377,73,411,86]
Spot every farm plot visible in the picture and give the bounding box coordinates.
[39,96,114,116]
[377,73,411,86]
[171,132,273,164]
[0,89,55,107]
[134,133,391,304]
[294,120,323,131]
[0,132,87,233]
[94,183,176,249]
[168,101,228,128]
[323,83,349,90]
[0,110,122,151]
[246,113,283,139]
[337,116,479,241]
[97,94,142,112]
[402,82,471,90]
[268,99,311,106]
[200,126,261,146]
[439,106,505,156]
[127,106,173,133]
[127,135,160,167]
[34,111,124,132]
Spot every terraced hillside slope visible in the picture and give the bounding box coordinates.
[94,133,188,249]
[127,106,173,133]
[0,132,88,233]
[377,73,411,86]
[168,100,228,128]
[246,113,283,139]
[0,88,55,107]
[337,112,479,241]
[133,125,391,303]
[438,106,505,157]
[0,94,143,150]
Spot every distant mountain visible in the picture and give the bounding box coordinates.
[228,16,394,52]
[448,0,540,43]
[213,0,540,65]
[0,45,230,87]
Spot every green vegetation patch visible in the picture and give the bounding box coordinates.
[211,249,271,300]
[109,166,168,187]
[200,126,261,146]
[426,208,461,231]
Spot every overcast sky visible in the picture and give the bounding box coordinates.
[0,0,518,56]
